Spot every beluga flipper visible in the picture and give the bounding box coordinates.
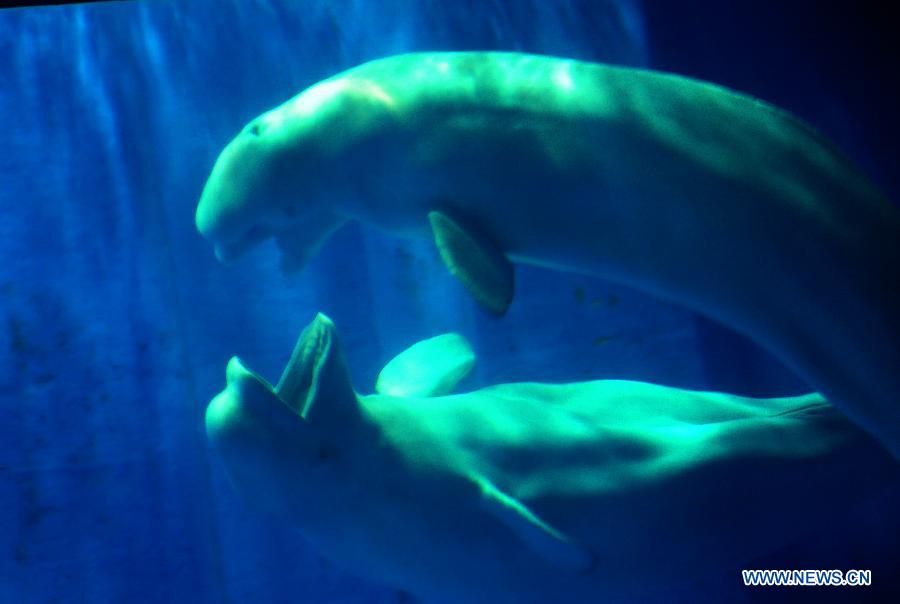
[375,331,475,397]
[205,314,899,604]
[197,52,900,457]
[428,210,514,315]
[472,474,596,573]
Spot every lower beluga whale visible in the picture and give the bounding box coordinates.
[196,52,900,457]
[205,314,898,603]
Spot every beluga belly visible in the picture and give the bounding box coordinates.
[196,51,900,457]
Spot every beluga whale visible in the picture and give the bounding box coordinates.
[196,52,900,457]
[205,314,898,603]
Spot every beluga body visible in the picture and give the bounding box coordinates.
[197,52,900,457]
[205,314,898,603]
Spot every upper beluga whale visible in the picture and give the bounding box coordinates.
[205,314,898,603]
[196,52,900,457]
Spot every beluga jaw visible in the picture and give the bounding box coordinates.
[197,51,900,457]
[196,72,401,271]
[205,313,361,521]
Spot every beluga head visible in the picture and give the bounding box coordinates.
[196,74,400,273]
[204,313,371,524]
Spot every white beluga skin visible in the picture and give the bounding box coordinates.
[205,314,898,604]
[196,52,900,457]
[375,332,475,397]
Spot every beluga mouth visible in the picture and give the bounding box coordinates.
[211,313,339,436]
[213,226,270,264]
[273,313,337,419]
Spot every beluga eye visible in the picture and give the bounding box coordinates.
[246,121,263,137]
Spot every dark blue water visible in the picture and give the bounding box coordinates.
[0,1,897,602]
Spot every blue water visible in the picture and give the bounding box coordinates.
[0,1,897,602]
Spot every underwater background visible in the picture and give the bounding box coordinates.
[0,0,898,602]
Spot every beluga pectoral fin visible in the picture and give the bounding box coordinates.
[474,475,596,574]
[375,333,475,397]
[428,210,514,315]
